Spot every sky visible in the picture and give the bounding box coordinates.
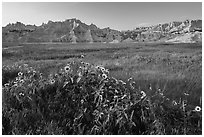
[2,2,202,31]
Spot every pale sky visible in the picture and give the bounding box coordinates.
[2,2,202,30]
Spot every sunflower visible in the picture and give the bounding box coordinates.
[20,80,24,83]
[50,79,55,84]
[194,106,202,112]
[141,91,146,99]
[172,100,178,106]
[19,93,24,96]
[96,66,101,70]
[86,63,90,66]
[18,72,23,77]
[78,72,82,77]
[4,83,9,87]
[102,74,107,79]
[100,67,105,72]
[184,92,189,96]
[128,77,133,81]
[64,65,70,73]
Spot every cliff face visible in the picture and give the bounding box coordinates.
[2,18,121,43]
[2,19,202,43]
[122,19,202,43]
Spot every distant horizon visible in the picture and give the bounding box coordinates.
[2,2,202,31]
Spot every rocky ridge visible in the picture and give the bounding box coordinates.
[2,18,202,43]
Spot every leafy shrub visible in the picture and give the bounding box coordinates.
[2,61,202,135]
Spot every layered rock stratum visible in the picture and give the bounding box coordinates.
[2,18,202,43]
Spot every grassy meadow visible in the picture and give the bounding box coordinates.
[3,42,202,106]
[2,42,202,134]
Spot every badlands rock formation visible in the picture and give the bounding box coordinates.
[2,18,202,43]
[122,19,202,43]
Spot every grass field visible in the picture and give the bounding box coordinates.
[3,42,202,106]
[2,42,202,135]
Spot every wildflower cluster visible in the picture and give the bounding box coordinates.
[2,61,202,135]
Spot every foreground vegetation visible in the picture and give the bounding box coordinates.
[2,61,202,134]
[2,42,202,134]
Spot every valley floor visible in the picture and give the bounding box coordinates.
[2,42,202,106]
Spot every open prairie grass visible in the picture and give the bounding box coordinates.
[2,42,202,134]
[2,42,201,106]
